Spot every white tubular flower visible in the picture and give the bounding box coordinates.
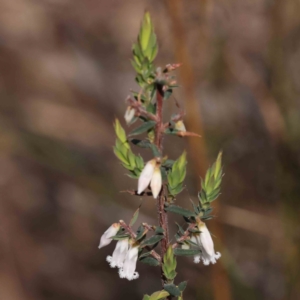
[137,159,156,195]
[119,244,139,280]
[98,223,120,249]
[106,238,129,268]
[196,222,221,265]
[124,106,135,124]
[150,165,162,199]
[175,120,186,132]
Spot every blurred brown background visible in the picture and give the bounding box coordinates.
[0,0,300,299]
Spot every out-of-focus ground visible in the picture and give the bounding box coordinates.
[0,0,299,299]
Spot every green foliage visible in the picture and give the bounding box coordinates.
[129,207,140,226]
[143,290,170,300]
[197,151,223,219]
[113,119,144,178]
[167,151,187,196]
[164,205,195,218]
[132,12,158,89]
[178,281,187,292]
[173,248,201,256]
[129,121,156,136]
[164,284,181,297]
[140,256,160,266]
[162,246,177,281]
[141,235,164,247]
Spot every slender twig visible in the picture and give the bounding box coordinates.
[119,220,161,262]
[126,96,158,122]
[172,223,197,249]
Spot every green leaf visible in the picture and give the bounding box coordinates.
[129,207,140,226]
[164,88,173,100]
[178,281,187,292]
[164,284,181,297]
[136,225,147,241]
[175,222,185,235]
[141,235,164,246]
[143,296,150,300]
[129,121,156,136]
[139,251,151,259]
[130,139,152,148]
[113,147,129,165]
[140,256,160,266]
[111,234,130,240]
[149,144,161,157]
[164,205,195,218]
[114,119,128,147]
[149,290,170,300]
[155,226,164,234]
[173,248,201,256]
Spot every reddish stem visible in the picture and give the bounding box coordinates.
[154,84,170,288]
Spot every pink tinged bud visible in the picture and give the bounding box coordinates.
[124,106,135,124]
[98,223,120,249]
[150,165,162,199]
[137,159,156,195]
[196,223,221,266]
[119,245,139,280]
[106,238,129,268]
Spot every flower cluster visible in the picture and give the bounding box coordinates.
[98,223,139,281]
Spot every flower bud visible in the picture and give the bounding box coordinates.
[175,120,186,132]
[98,223,120,249]
[124,106,135,124]
[137,159,156,195]
[150,165,162,199]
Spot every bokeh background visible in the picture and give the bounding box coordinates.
[0,0,300,299]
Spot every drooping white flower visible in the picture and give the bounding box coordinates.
[124,106,135,124]
[106,238,129,268]
[194,222,221,265]
[98,223,120,249]
[119,244,139,280]
[137,159,156,195]
[150,165,162,199]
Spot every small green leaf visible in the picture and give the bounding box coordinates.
[129,121,156,136]
[173,248,201,256]
[130,139,152,148]
[155,226,164,234]
[149,290,170,300]
[143,296,150,300]
[141,235,164,246]
[164,284,181,297]
[111,234,130,240]
[140,256,160,266]
[164,205,195,218]
[136,225,147,241]
[114,119,128,147]
[139,251,151,259]
[178,281,187,292]
[129,207,140,226]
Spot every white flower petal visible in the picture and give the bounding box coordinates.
[150,165,162,199]
[98,223,120,249]
[137,159,156,194]
[122,245,139,281]
[197,223,221,266]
